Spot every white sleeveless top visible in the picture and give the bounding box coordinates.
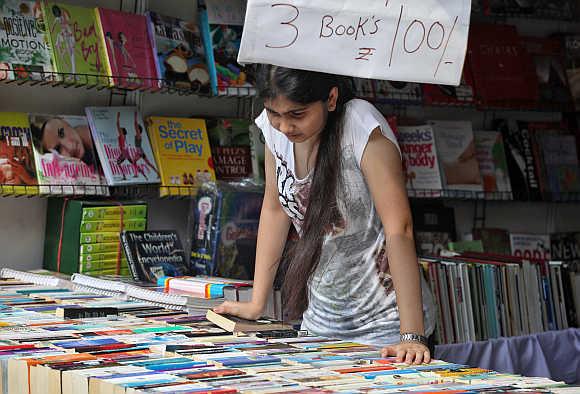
[255,99,436,346]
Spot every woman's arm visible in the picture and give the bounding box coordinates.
[214,146,291,319]
[361,127,430,365]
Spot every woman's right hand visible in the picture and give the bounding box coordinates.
[213,301,263,320]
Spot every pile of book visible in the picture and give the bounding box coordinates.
[421,255,579,345]
[0,269,572,394]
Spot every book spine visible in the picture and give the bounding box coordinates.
[198,2,217,96]
[80,232,120,244]
[79,219,147,233]
[121,232,140,281]
[80,242,123,254]
[92,8,114,85]
[81,205,147,221]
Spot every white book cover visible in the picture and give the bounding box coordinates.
[397,125,443,196]
[429,120,483,192]
[510,233,551,261]
[474,130,512,195]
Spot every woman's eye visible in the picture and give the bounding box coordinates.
[57,127,65,138]
[290,112,305,118]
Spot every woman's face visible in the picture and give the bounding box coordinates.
[42,118,85,160]
[264,90,337,143]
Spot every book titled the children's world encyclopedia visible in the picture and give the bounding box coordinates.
[86,107,160,186]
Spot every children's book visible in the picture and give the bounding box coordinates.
[0,112,38,194]
[198,0,255,96]
[0,0,53,81]
[41,2,109,85]
[207,118,253,181]
[474,130,512,196]
[430,120,483,192]
[146,116,215,196]
[146,11,210,93]
[94,7,158,89]
[29,114,107,195]
[397,125,443,196]
[121,230,190,283]
[86,107,160,185]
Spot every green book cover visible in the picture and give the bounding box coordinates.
[80,242,121,254]
[81,205,147,221]
[41,1,109,85]
[0,0,54,81]
[79,218,146,233]
[79,251,127,264]
[80,232,120,244]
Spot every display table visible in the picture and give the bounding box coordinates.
[435,328,580,384]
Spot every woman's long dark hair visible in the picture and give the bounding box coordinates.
[256,65,353,319]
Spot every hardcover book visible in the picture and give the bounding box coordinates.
[29,114,107,195]
[0,112,38,194]
[41,2,109,85]
[198,0,255,96]
[0,0,53,81]
[121,230,190,283]
[146,11,210,93]
[430,120,483,192]
[207,118,252,181]
[86,107,160,185]
[147,116,215,196]
[94,7,158,89]
[474,130,512,196]
[397,125,443,196]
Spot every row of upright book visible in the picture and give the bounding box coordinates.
[420,255,579,345]
[0,0,253,95]
[0,268,573,393]
[0,108,264,196]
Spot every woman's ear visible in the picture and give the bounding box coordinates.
[327,86,339,112]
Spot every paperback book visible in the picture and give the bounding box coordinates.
[86,107,160,185]
[474,130,512,196]
[207,118,253,181]
[29,114,107,195]
[510,233,551,260]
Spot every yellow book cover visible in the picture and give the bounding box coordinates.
[146,117,215,196]
[0,113,39,195]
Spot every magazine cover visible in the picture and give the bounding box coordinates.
[41,2,108,85]
[86,106,160,185]
[147,116,215,196]
[510,233,551,260]
[0,112,38,194]
[29,114,106,195]
[397,125,443,196]
[198,0,255,96]
[147,11,210,93]
[474,130,512,195]
[0,0,53,81]
[430,120,483,192]
[207,118,253,181]
[95,7,158,89]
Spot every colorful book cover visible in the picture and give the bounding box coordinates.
[474,130,512,196]
[0,112,38,194]
[430,120,483,192]
[146,11,210,93]
[565,35,580,110]
[550,232,580,262]
[207,118,253,181]
[121,230,190,283]
[215,189,263,280]
[468,24,538,108]
[146,116,215,196]
[473,228,511,255]
[397,125,443,196]
[535,133,580,197]
[248,123,265,184]
[0,0,53,81]
[41,2,108,85]
[198,0,255,96]
[86,106,161,185]
[522,37,571,106]
[510,233,551,260]
[29,114,107,195]
[94,7,158,89]
[191,183,221,276]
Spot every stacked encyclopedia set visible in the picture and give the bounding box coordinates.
[0,269,573,394]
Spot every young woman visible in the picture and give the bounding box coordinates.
[214,65,436,364]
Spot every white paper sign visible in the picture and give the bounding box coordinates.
[238,0,472,85]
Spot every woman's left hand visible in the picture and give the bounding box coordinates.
[381,342,431,365]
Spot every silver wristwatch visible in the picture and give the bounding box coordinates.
[400,332,428,346]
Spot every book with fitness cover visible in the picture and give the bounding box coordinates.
[0,112,38,195]
[0,0,54,81]
[41,2,109,86]
[86,106,160,186]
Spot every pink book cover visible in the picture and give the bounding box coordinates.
[96,8,158,89]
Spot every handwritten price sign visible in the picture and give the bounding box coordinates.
[238,0,471,85]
